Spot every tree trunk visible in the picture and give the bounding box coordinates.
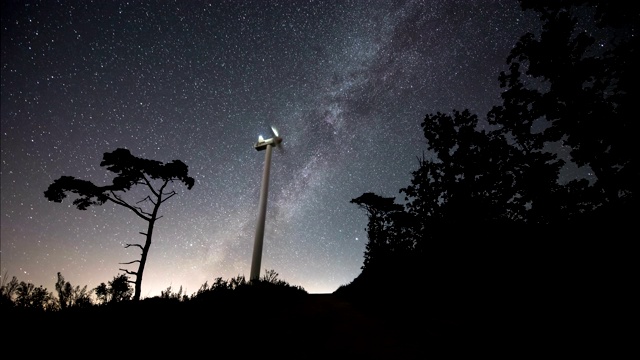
[133,198,161,301]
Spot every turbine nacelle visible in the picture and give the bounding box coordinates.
[254,126,283,151]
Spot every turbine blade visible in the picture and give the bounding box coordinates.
[271,126,279,137]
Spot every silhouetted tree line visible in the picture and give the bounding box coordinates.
[2,269,310,356]
[336,1,637,336]
[1,269,304,312]
[1,271,133,311]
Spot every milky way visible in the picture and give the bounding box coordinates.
[1,1,541,295]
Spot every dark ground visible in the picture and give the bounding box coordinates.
[3,289,629,358]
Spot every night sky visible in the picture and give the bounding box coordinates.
[2,0,559,296]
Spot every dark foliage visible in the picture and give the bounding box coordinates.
[493,0,638,212]
[3,275,351,358]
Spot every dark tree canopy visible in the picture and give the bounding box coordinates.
[400,109,561,227]
[44,176,108,210]
[101,148,195,192]
[350,192,403,218]
[45,148,194,211]
[491,0,638,212]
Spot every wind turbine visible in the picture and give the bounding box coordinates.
[250,126,283,282]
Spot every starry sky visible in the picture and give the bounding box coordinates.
[1,0,552,296]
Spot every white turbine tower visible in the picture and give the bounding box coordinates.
[250,126,282,282]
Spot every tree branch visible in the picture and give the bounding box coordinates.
[118,268,137,275]
[123,243,143,251]
[142,174,160,198]
[137,195,157,207]
[119,260,140,265]
[160,191,177,204]
[106,191,151,221]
